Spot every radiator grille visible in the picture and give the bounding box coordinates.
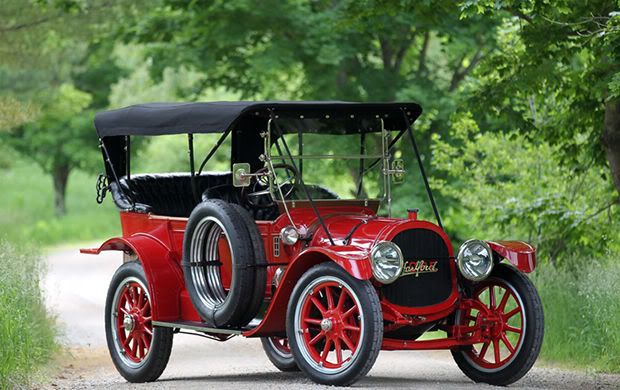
[382,228,453,308]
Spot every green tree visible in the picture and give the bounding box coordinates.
[432,113,619,263]
[127,0,498,125]
[0,0,134,214]
[460,0,620,210]
[2,85,98,215]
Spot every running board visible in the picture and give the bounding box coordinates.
[153,320,260,335]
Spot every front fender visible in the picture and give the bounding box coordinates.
[298,246,373,280]
[487,240,536,273]
[243,246,372,337]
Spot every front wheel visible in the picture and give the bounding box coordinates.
[105,261,173,383]
[287,262,382,386]
[451,264,544,386]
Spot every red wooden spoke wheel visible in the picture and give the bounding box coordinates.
[112,278,153,366]
[105,262,173,383]
[294,277,363,373]
[269,337,292,355]
[261,336,299,372]
[461,279,525,371]
[452,265,543,386]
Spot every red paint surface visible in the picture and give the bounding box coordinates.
[487,240,536,273]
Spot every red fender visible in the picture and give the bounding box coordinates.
[80,223,184,321]
[487,240,536,273]
[243,246,372,337]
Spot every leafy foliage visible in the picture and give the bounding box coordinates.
[432,112,619,262]
[459,0,620,197]
[3,85,98,174]
[127,1,496,120]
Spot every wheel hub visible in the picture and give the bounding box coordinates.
[123,315,135,332]
[320,318,333,331]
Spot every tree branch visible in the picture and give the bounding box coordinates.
[584,196,620,219]
[379,36,393,71]
[449,49,484,92]
[0,15,57,32]
[417,31,430,75]
[511,9,533,24]
[393,36,413,74]
[0,1,115,32]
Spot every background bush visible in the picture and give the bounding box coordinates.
[431,112,620,262]
[534,260,620,371]
[0,241,56,388]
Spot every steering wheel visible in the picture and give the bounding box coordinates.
[242,163,299,207]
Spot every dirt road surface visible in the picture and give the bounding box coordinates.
[42,246,619,389]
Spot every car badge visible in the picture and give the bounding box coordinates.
[402,260,439,277]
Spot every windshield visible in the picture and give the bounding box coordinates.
[270,132,389,201]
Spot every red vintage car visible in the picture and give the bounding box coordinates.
[83,102,543,386]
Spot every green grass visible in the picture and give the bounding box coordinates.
[533,260,620,372]
[0,159,120,246]
[0,241,56,388]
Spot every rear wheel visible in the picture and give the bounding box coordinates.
[287,262,382,386]
[260,337,299,372]
[451,264,544,386]
[105,261,173,383]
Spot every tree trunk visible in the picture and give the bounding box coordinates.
[52,164,70,216]
[602,99,620,199]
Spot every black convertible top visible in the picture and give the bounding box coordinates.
[94,101,423,138]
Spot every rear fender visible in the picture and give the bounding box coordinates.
[243,246,372,337]
[487,240,536,273]
[81,227,184,321]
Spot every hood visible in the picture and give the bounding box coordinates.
[308,213,447,253]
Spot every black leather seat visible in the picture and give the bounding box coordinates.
[111,172,232,217]
[110,172,340,220]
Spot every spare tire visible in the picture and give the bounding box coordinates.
[182,199,265,328]
[229,204,267,325]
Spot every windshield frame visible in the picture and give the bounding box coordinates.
[265,117,405,217]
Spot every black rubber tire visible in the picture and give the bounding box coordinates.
[230,204,267,325]
[451,264,544,386]
[183,199,264,327]
[105,261,173,383]
[286,262,383,386]
[260,337,300,372]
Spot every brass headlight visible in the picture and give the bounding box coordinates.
[280,226,299,245]
[370,241,403,284]
[457,239,494,281]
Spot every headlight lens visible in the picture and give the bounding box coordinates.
[280,226,299,245]
[457,239,493,281]
[370,241,403,284]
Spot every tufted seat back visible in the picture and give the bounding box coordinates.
[115,172,232,217]
[109,172,340,220]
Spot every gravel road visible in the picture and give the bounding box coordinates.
[42,246,620,389]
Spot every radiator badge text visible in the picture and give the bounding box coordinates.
[402,260,438,277]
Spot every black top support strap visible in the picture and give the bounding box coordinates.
[401,108,443,229]
[269,110,336,246]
